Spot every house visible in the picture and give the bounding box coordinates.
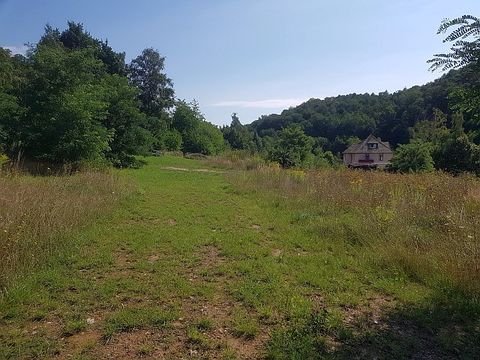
[342,134,393,169]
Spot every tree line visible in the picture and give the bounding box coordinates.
[1,16,478,174]
[221,15,480,173]
[0,22,225,168]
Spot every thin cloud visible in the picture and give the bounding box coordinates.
[212,98,307,109]
[3,45,28,55]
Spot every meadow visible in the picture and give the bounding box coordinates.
[0,170,123,291]
[0,155,479,359]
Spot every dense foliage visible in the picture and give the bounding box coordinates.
[0,22,224,168]
[248,66,478,153]
[238,15,480,173]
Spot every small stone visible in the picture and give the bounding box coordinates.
[86,318,95,325]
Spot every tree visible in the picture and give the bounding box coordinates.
[100,75,153,167]
[17,44,111,163]
[431,113,480,174]
[0,48,26,156]
[409,108,449,144]
[390,142,434,173]
[128,48,175,117]
[1,22,185,168]
[428,15,480,71]
[223,113,255,151]
[39,22,127,75]
[429,15,480,131]
[268,125,313,168]
[434,134,479,174]
[173,100,225,155]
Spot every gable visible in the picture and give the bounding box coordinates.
[343,135,392,154]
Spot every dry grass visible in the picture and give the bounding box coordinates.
[206,150,267,170]
[229,166,480,297]
[0,170,124,291]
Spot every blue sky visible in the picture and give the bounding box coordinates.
[1,0,480,126]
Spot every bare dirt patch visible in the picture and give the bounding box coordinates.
[161,166,224,174]
[161,244,271,359]
[147,255,160,263]
[271,248,283,257]
[56,330,102,360]
[343,294,396,331]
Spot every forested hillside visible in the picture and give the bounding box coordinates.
[248,64,480,154]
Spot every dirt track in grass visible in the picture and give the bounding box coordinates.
[1,156,477,359]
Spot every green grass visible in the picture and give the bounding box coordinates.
[104,307,176,338]
[0,155,478,359]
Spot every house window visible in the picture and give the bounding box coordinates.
[368,143,378,149]
[379,154,384,161]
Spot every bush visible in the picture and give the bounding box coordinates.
[390,141,434,173]
[267,125,313,168]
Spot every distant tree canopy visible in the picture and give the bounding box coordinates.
[244,15,480,173]
[248,65,478,153]
[0,22,223,168]
[222,113,256,152]
[1,16,479,174]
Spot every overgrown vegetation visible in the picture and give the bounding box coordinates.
[0,22,224,169]
[219,15,480,173]
[1,156,479,359]
[0,169,123,290]
[231,166,480,296]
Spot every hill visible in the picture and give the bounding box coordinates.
[249,65,479,154]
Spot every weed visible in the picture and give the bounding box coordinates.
[187,326,211,349]
[63,319,87,337]
[232,310,259,340]
[104,307,175,338]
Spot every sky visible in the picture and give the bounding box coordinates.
[1,0,480,126]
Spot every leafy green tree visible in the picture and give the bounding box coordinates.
[431,113,480,174]
[1,23,161,167]
[428,15,480,71]
[101,75,153,167]
[409,108,450,144]
[390,142,434,173]
[268,125,313,168]
[162,129,183,151]
[13,44,111,163]
[313,150,337,168]
[39,22,126,75]
[223,113,255,151]
[173,100,225,155]
[434,134,479,174]
[429,15,480,134]
[128,48,175,117]
[0,48,25,155]
[185,121,225,155]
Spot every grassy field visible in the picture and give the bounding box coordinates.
[0,156,479,359]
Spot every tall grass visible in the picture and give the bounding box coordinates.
[206,150,267,170]
[0,170,123,292]
[229,167,480,297]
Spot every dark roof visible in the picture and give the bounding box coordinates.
[343,134,393,154]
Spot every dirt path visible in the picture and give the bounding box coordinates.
[1,156,470,359]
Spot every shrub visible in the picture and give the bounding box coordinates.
[390,141,434,173]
